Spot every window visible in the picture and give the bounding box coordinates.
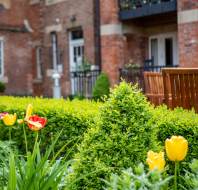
[36,46,43,79]
[0,39,4,77]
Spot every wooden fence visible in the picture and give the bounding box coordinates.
[162,68,198,112]
[144,72,164,106]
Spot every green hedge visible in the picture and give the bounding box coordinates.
[0,96,101,159]
[68,82,157,189]
[152,106,198,170]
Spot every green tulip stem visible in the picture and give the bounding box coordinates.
[9,127,12,141]
[51,134,54,157]
[33,131,39,152]
[174,161,179,190]
[22,123,28,155]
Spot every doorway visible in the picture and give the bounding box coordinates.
[69,30,84,95]
[149,33,178,67]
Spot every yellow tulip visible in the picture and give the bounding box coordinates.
[146,151,165,172]
[2,113,17,126]
[165,136,188,162]
[25,104,33,121]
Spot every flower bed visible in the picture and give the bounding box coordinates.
[0,83,198,189]
[0,96,101,159]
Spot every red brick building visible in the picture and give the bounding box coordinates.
[0,0,198,97]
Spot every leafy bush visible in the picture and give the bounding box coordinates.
[92,73,110,100]
[0,132,73,190]
[183,159,198,189]
[0,82,5,93]
[104,164,172,190]
[0,141,17,188]
[151,106,198,167]
[69,82,157,189]
[0,96,101,159]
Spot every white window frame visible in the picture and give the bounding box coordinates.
[149,32,178,66]
[0,37,4,77]
[69,31,84,72]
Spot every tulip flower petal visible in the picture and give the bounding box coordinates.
[165,136,188,162]
[25,104,33,121]
[166,139,176,161]
[27,115,47,131]
[146,150,165,172]
[2,113,17,126]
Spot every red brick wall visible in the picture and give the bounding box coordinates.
[0,0,36,95]
[0,31,33,95]
[41,0,95,97]
[178,0,198,11]
[100,0,123,85]
[178,23,198,67]
[177,0,198,67]
[100,0,148,85]
[124,34,148,66]
[0,0,27,26]
[101,35,125,85]
[100,0,120,24]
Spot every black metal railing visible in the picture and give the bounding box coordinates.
[120,65,178,90]
[70,69,100,98]
[119,0,177,20]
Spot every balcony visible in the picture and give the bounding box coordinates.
[119,0,177,20]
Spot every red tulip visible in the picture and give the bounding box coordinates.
[27,115,47,131]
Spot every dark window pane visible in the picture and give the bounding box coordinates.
[165,38,173,66]
[71,30,83,40]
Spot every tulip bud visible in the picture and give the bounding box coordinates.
[17,119,24,124]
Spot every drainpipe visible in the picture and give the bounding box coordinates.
[51,32,61,98]
[94,0,101,71]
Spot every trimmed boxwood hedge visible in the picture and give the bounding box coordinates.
[0,96,101,159]
[67,83,198,189]
[68,82,157,190]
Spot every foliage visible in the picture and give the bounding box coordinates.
[92,73,110,100]
[69,82,157,189]
[77,58,91,71]
[0,96,101,159]
[182,159,198,190]
[0,132,72,190]
[0,82,5,93]
[104,164,172,190]
[151,106,198,171]
[0,141,17,188]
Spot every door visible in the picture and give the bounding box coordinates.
[69,30,84,95]
[149,33,178,67]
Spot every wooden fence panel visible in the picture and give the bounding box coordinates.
[162,68,198,112]
[143,72,164,106]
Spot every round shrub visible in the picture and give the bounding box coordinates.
[92,73,110,100]
[69,82,157,189]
